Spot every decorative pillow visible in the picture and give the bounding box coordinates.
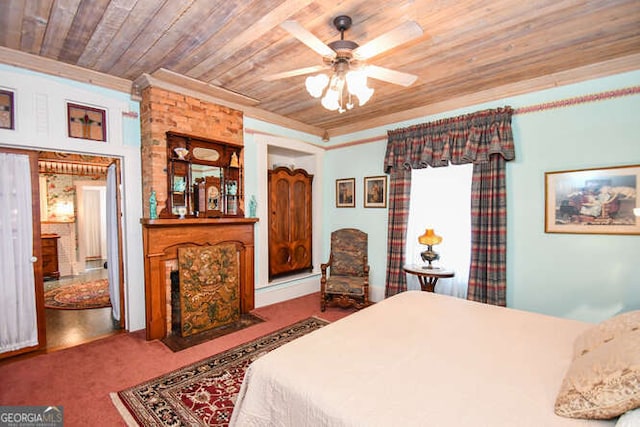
[616,407,640,427]
[573,310,640,359]
[555,329,640,419]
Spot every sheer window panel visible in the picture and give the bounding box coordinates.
[405,163,472,298]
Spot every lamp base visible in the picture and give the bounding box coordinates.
[420,245,440,269]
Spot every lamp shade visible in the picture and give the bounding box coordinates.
[418,228,442,246]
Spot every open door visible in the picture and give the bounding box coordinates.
[0,148,46,359]
[107,160,125,328]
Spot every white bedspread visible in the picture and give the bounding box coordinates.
[230,291,615,426]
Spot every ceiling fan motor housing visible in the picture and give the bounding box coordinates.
[333,15,352,32]
[327,16,359,63]
[328,40,358,57]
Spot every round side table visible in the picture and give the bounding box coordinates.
[403,264,455,292]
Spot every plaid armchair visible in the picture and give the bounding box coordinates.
[320,228,370,311]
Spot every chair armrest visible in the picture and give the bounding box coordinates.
[320,254,333,276]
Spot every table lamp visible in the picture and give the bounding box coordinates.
[418,228,442,269]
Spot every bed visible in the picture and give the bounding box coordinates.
[231,291,639,426]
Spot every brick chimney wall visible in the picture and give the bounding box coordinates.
[140,86,244,217]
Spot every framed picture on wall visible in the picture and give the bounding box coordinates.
[0,89,14,130]
[67,103,107,141]
[545,164,640,235]
[336,178,355,208]
[364,175,388,208]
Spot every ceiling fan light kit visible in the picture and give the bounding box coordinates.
[308,63,373,113]
[272,15,423,114]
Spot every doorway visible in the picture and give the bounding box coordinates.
[38,152,124,351]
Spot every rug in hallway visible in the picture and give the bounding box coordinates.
[44,279,111,310]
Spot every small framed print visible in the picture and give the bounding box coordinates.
[364,175,388,208]
[336,178,355,208]
[0,89,14,130]
[545,164,640,235]
[67,103,106,141]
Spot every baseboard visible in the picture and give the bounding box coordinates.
[369,285,384,303]
[255,276,320,308]
[254,275,385,307]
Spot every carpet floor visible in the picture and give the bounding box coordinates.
[113,317,328,426]
[0,292,354,427]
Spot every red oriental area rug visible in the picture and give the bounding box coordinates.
[111,317,328,426]
[44,279,111,310]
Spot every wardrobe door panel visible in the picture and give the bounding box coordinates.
[268,167,313,280]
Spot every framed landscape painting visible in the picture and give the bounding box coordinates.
[336,178,355,208]
[545,164,640,235]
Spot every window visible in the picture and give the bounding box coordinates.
[405,164,472,298]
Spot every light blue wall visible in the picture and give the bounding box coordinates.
[322,142,389,300]
[508,91,640,322]
[324,70,640,322]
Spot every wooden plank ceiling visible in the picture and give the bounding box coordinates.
[0,0,639,138]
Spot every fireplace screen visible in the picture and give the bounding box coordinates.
[176,243,240,337]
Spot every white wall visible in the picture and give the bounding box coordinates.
[0,64,145,331]
[243,123,325,306]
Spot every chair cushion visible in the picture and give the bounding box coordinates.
[330,228,367,276]
[325,276,365,296]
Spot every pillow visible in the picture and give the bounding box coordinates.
[555,329,640,419]
[573,310,640,359]
[616,408,640,427]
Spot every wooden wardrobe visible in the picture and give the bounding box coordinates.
[268,167,313,280]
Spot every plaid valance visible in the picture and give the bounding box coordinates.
[384,107,515,171]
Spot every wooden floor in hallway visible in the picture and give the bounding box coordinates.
[44,260,121,350]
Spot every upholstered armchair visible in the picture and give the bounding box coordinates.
[320,228,370,311]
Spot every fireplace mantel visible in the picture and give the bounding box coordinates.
[141,217,258,340]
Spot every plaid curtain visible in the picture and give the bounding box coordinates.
[384,107,514,305]
[468,157,508,305]
[384,167,412,297]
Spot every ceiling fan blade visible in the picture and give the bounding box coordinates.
[366,65,418,87]
[263,65,327,81]
[280,20,336,58]
[353,21,423,60]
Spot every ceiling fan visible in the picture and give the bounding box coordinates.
[264,15,423,112]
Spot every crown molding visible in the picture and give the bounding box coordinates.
[0,46,132,93]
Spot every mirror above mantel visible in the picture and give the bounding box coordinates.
[161,131,244,218]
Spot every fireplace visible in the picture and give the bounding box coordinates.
[141,218,258,340]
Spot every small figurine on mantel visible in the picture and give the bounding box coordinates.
[149,190,158,219]
[230,152,239,168]
[227,181,237,196]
